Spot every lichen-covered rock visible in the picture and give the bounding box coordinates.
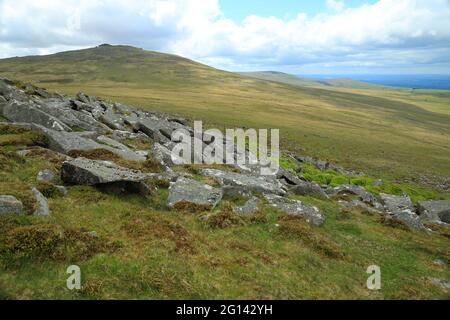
[3,101,70,131]
[61,157,151,195]
[380,193,415,214]
[289,180,329,199]
[234,197,261,215]
[31,187,50,216]
[0,195,23,215]
[37,169,56,183]
[263,194,325,227]
[201,169,286,196]
[417,200,450,224]
[167,177,222,211]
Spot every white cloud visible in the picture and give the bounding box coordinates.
[0,0,450,73]
[326,0,346,12]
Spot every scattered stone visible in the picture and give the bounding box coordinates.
[417,200,450,224]
[37,169,56,183]
[289,180,329,199]
[61,157,151,195]
[0,195,23,215]
[31,187,50,216]
[167,177,222,211]
[373,179,383,187]
[433,259,447,267]
[55,185,68,196]
[222,185,253,199]
[234,197,261,215]
[338,199,383,215]
[263,194,325,227]
[429,278,450,290]
[201,169,286,196]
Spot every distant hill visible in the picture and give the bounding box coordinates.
[239,71,320,87]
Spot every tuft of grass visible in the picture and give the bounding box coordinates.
[36,181,60,199]
[277,216,345,259]
[206,205,245,229]
[173,201,212,213]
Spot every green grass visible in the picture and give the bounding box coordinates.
[0,45,449,189]
[0,125,449,300]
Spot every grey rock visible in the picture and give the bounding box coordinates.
[234,197,261,215]
[95,135,146,161]
[37,169,56,183]
[417,200,450,224]
[276,168,305,186]
[380,193,415,214]
[32,125,144,161]
[373,179,384,187]
[263,194,325,227]
[151,142,183,167]
[0,195,23,215]
[76,92,91,104]
[429,278,450,290]
[289,180,329,199]
[31,187,49,216]
[138,117,185,144]
[61,157,151,195]
[338,199,383,215]
[167,177,222,210]
[55,185,68,196]
[390,211,426,231]
[2,101,70,131]
[201,169,286,196]
[330,184,379,207]
[222,185,253,199]
[433,259,447,267]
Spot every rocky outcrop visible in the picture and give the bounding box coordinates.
[289,180,329,199]
[417,200,450,224]
[61,158,151,195]
[263,194,325,227]
[201,169,286,196]
[0,195,23,215]
[380,193,426,230]
[329,184,380,207]
[167,177,222,211]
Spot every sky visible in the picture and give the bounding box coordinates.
[0,0,449,74]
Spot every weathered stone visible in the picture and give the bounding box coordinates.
[201,169,286,196]
[55,185,68,196]
[167,177,222,210]
[329,184,379,207]
[276,168,305,186]
[32,125,145,161]
[417,200,450,224]
[263,194,325,227]
[0,195,23,215]
[429,278,450,290]
[338,199,383,215]
[95,135,146,161]
[2,101,70,131]
[234,197,261,215]
[380,193,415,214]
[61,157,151,195]
[151,142,183,167]
[222,185,253,199]
[289,180,329,199]
[32,187,49,216]
[37,169,56,183]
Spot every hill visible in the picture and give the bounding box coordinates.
[239,71,321,87]
[0,45,449,187]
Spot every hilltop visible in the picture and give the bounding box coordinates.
[0,45,449,188]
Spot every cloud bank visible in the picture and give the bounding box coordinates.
[0,0,450,73]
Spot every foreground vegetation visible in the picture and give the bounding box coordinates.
[0,45,449,188]
[0,124,449,299]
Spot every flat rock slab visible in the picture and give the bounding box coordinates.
[33,125,145,161]
[417,200,450,224]
[61,157,150,195]
[329,184,379,207]
[201,169,286,196]
[0,195,23,215]
[263,194,325,227]
[167,177,222,211]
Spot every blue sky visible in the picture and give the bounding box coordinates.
[220,0,378,22]
[0,0,449,75]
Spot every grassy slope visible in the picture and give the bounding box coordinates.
[0,45,449,187]
[0,126,449,299]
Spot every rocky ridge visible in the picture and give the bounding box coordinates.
[1,78,449,230]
